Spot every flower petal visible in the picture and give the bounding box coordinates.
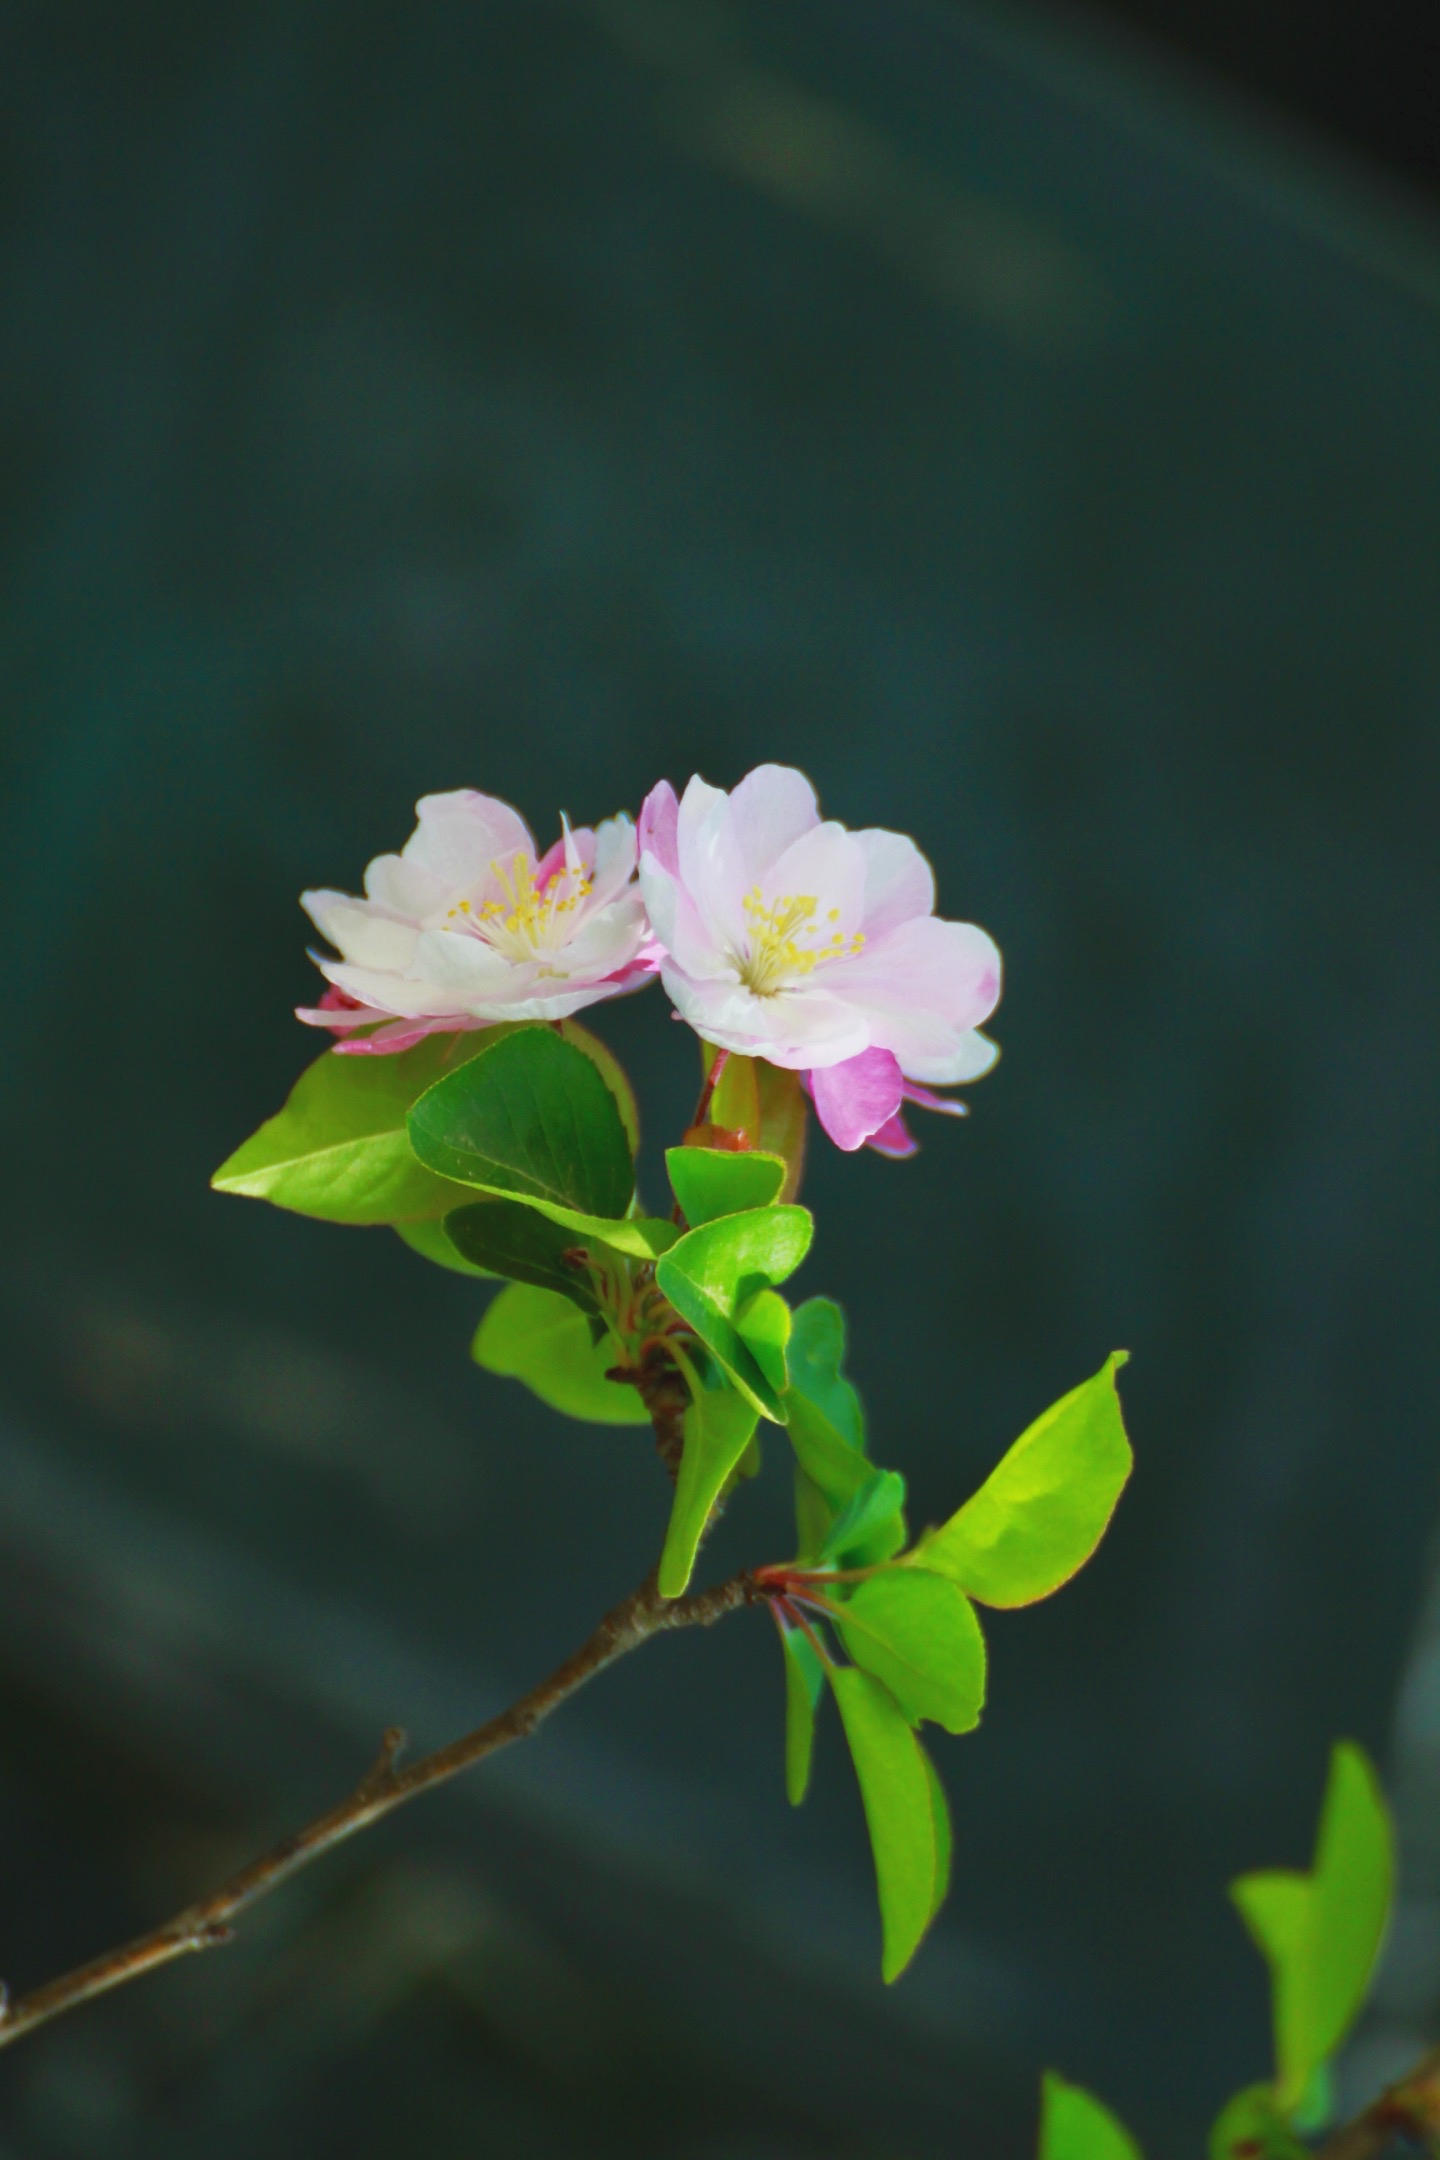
[808,1048,905,1151]
[405,790,535,887]
[726,764,820,878]
[854,828,935,940]
[638,780,680,875]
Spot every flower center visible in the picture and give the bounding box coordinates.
[443,851,592,969]
[737,887,864,997]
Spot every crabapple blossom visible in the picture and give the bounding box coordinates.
[638,765,1000,1154]
[299,789,656,1050]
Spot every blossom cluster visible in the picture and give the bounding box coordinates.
[301,767,1001,1158]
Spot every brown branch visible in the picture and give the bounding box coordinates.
[1313,2044,1440,2160]
[0,1561,761,2053]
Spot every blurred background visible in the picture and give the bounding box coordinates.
[0,1,1436,2153]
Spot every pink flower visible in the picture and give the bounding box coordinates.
[299,790,657,1051]
[638,766,1001,1153]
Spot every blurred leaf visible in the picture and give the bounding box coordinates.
[212,1034,493,1225]
[755,1061,808,1199]
[658,1388,760,1597]
[836,1571,986,1734]
[922,1749,952,1921]
[1208,2084,1307,2160]
[787,1298,864,1450]
[830,1666,945,1981]
[708,1048,762,1140]
[445,1199,602,1313]
[820,1468,907,1567]
[654,1205,813,1421]
[393,1216,495,1276]
[666,1146,786,1226]
[408,1025,634,1220]
[912,1353,1132,1606]
[794,1465,834,1566]
[1039,2072,1143,2160]
[471,1283,648,1426]
[1230,1742,1394,2111]
[735,1287,791,1394]
[781,1624,825,1806]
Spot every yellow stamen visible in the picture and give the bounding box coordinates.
[738,887,863,996]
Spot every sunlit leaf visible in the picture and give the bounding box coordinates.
[835,1570,987,1734]
[781,1623,825,1807]
[1230,1742,1394,2111]
[657,1387,760,1597]
[212,1033,496,1225]
[1039,2072,1143,2160]
[912,1353,1132,1606]
[921,1749,952,1922]
[735,1287,791,1394]
[471,1283,648,1426]
[666,1146,786,1226]
[654,1205,813,1421]
[830,1666,945,1982]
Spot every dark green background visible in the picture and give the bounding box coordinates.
[1,2,1437,2153]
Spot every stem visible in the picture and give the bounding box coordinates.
[691,1045,729,1127]
[1314,2044,1440,2160]
[0,1562,759,2052]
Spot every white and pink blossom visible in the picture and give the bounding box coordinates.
[638,765,1000,1154]
[299,790,657,1051]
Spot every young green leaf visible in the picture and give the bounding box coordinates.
[754,1061,808,1199]
[735,1287,791,1394]
[408,1025,634,1218]
[564,1019,640,1156]
[666,1147,786,1226]
[445,1199,603,1313]
[1039,2072,1143,2160]
[657,1388,760,1598]
[1208,2084,1308,2160]
[212,1034,495,1225]
[393,1216,496,1277]
[835,1571,987,1734]
[708,1049,762,1140]
[1230,1742,1394,2112]
[794,1465,835,1567]
[471,1283,648,1426]
[911,1353,1132,1606]
[654,1205,813,1422]
[830,1666,946,1982]
[820,1468,907,1568]
[781,1623,826,1806]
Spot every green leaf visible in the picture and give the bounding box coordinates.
[1230,1742,1394,2112]
[781,1624,825,1806]
[393,1216,496,1277]
[1208,2085,1307,2160]
[912,1353,1132,1607]
[820,1469,907,1567]
[654,1205,813,1421]
[666,1147,786,1226]
[408,1025,634,1218]
[754,1061,808,1200]
[564,1019,640,1157]
[471,1283,648,1426]
[212,1034,496,1225]
[708,1049,762,1139]
[835,1571,987,1734]
[830,1665,946,1982]
[794,1465,835,1566]
[445,1199,605,1313]
[921,1748,952,1921]
[787,1298,864,1450]
[1039,2072,1143,2160]
[657,1388,761,1597]
[735,1288,791,1394]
